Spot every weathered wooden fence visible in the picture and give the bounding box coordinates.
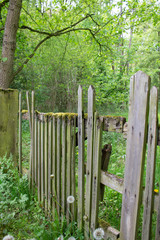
[18,71,160,239]
[19,86,125,239]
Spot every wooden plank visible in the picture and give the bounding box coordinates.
[91,114,103,233]
[71,116,76,221]
[19,91,22,175]
[61,116,67,216]
[26,91,32,186]
[142,86,158,240]
[120,71,150,240]
[100,171,124,194]
[66,117,72,223]
[100,170,159,213]
[44,116,48,214]
[37,118,41,202]
[85,85,95,239]
[26,92,32,133]
[102,115,126,133]
[31,91,35,186]
[41,115,45,205]
[57,117,61,218]
[48,118,52,217]
[52,116,57,218]
[99,219,120,240]
[78,85,85,230]
[34,114,38,185]
[22,112,126,134]
[100,144,112,201]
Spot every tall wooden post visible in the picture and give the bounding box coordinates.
[0,89,18,164]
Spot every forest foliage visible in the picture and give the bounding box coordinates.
[0,0,160,113]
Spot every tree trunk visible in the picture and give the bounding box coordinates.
[0,0,22,88]
[158,30,160,99]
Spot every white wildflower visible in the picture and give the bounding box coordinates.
[57,235,64,240]
[68,237,76,240]
[67,195,75,204]
[93,228,105,240]
[3,235,15,240]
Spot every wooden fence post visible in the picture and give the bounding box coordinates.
[66,117,72,223]
[142,86,158,240]
[48,117,52,217]
[37,117,41,202]
[57,116,61,218]
[85,85,95,239]
[71,115,76,221]
[35,113,38,185]
[31,91,35,187]
[19,91,22,175]
[91,114,103,233]
[120,71,150,240]
[44,115,48,214]
[78,85,85,230]
[26,91,32,186]
[41,115,45,205]
[52,116,57,219]
[62,116,67,216]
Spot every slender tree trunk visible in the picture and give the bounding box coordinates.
[0,0,22,88]
[127,27,133,75]
[158,31,160,98]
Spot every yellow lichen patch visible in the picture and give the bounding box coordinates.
[22,110,28,114]
[84,113,88,119]
[103,115,123,119]
[99,218,110,231]
[0,88,18,92]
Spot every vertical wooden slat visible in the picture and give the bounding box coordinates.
[100,144,112,201]
[62,116,67,216]
[31,91,35,187]
[26,91,32,185]
[91,114,103,233]
[85,85,95,239]
[120,71,150,240]
[35,113,38,185]
[52,116,57,218]
[26,91,32,133]
[19,91,22,175]
[66,117,72,223]
[142,87,158,240]
[37,117,41,202]
[71,115,76,221]
[48,117,52,217]
[44,115,48,214]
[57,116,61,217]
[78,85,85,230]
[41,115,45,205]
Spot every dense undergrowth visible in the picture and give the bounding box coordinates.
[0,156,84,240]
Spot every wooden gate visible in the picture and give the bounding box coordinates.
[18,71,160,239]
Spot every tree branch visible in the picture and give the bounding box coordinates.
[20,14,92,37]
[22,7,40,28]
[20,25,51,35]
[13,15,101,78]
[13,35,51,79]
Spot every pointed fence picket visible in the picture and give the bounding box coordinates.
[18,72,160,239]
